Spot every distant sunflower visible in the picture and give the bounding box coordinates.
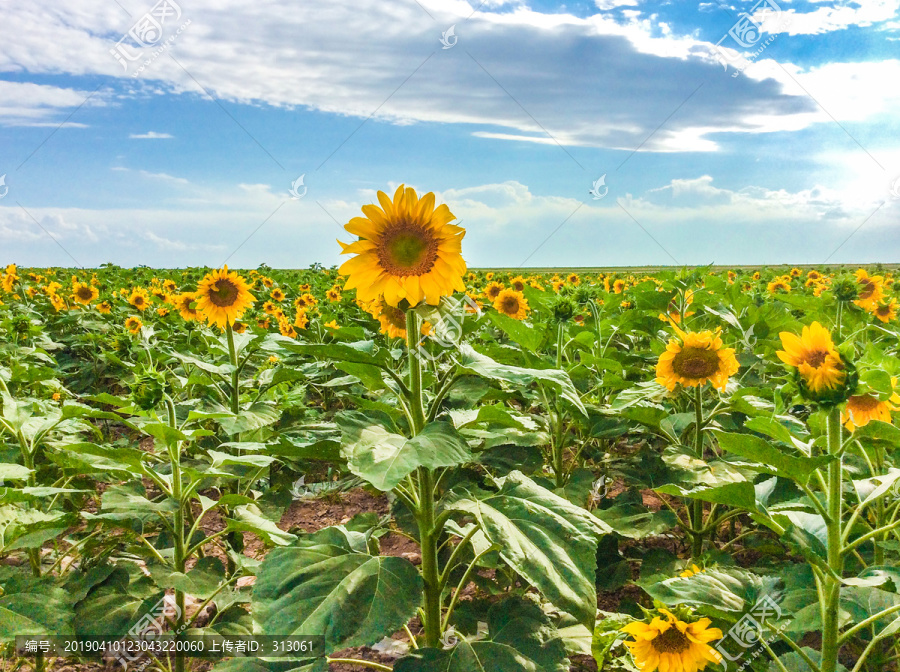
[807,270,822,281]
[855,270,884,311]
[493,289,529,321]
[777,321,845,393]
[752,271,761,281]
[174,293,200,322]
[97,301,112,315]
[72,282,99,305]
[324,319,340,330]
[232,321,247,334]
[484,281,504,301]
[656,325,739,391]
[270,288,285,302]
[163,279,177,293]
[509,275,526,292]
[612,279,626,294]
[293,310,309,330]
[370,297,407,339]
[842,381,899,431]
[873,298,897,323]
[790,267,801,277]
[128,288,151,311]
[125,316,142,334]
[621,608,722,672]
[195,266,255,328]
[567,272,581,286]
[295,293,318,310]
[338,184,466,307]
[298,283,311,292]
[326,287,342,302]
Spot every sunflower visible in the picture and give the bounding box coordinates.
[777,322,846,393]
[232,321,247,334]
[662,289,695,324]
[50,294,67,312]
[326,288,342,302]
[157,307,169,317]
[842,381,899,431]
[727,271,736,283]
[656,325,739,391]
[128,288,150,311]
[767,278,791,294]
[679,564,704,578]
[807,270,822,281]
[873,298,897,323]
[324,319,340,330]
[298,283,311,292]
[338,185,466,307]
[174,293,200,322]
[369,297,408,339]
[621,608,722,672]
[855,269,884,311]
[72,282,99,305]
[262,301,277,315]
[295,293,318,310]
[790,267,801,277]
[257,317,271,329]
[125,316,142,334]
[270,288,285,302]
[567,272,581,286]
[612,279,626,294]
[195,266,255,328]
[294,309,309,330]
[484,281,504,301]
[485,272,494,281]
[163,279,177,293]
[97,301,112,314]
[261,277,274,289]
[752,271,761,281]
[493,289,529,321]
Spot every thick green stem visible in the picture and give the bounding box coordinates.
[821,405,844,672]
[225,322,240,415]
[170,440,186,672]
[406,309,442,648]
[691,385,705,558]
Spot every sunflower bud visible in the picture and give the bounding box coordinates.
[552,297,576,323]
[832,275,858,302]
[130,368,168,411]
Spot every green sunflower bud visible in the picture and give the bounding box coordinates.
[130,368,168,411]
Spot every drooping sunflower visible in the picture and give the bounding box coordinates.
[621,608,722,672]
[125,316,143,334]
[777,322,846,393]
[484,281,504,302]
[194,266,255,328]
[842,385,899,431]
[293,309,309,330]
[873,298,897,323]
[174,292,200,322]
[855,269,884,311]
[493,289,529,321]
[338,185,466,307]
[656,325,739,391]
[232,321,247,334]
[128,288,151,311]
[72,282,99,305]
[369,297,408,339]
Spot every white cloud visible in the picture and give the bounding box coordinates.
[129,131,173,139]
[759,0,900,36]
[0,80,102,126]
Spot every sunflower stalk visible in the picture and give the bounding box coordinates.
[820,404,844,672]
[691,384,705,558]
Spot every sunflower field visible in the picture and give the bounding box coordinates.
[1,186,900,672]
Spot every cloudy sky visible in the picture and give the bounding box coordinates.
[1,0,898,268]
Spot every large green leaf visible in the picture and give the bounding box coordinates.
[713,430,833,484]
[395,597,568,672]
[0,570,75,639]
[455,345,586,416]
[225,504,297,547]
[0,506,72,552]
[488,312,545,353]
[253,526,422,652]
[449,471,609,627]
[340,415,473,491]
[279,340,390,367]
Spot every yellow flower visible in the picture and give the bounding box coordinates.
[484,281,504,302]
[509,275,526,292]
[128,288,150,311]
[493,289,529,321]
[72,282,99,305]
[842,379,899,431]
[278,318,297,338]
[232,321,247,334]
[567,272,581,286]
[263,301,278,315]
[295,293,318,310]
[324,319,340,330]
[270,288,285,302]
[338,185,466,307]
[125,316,142,334]
[777,322,845,393]
[97,301,112,314]
[621,608,722,672]
[157,307,169,317]
[855,269,884,311]
[767,278,791,294]
[873,298,897,323]
[326,287,342,302]
[268,355,279,364]
[613,279,626,294]
[656,325,739,391]
[679,564,704,578]
[195,266,255,328]
[369,296,408,339]
[293,309,309,330]
[174,292,200,322]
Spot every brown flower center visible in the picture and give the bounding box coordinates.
[76,287,94,300]
[376,221,438,277]
[850,394,880,412]
[858,280,875,299]
[652,626,690,654]
[512,281,524,292]
[208,279,239,307]
[805,349,828,367]
[672,347,721,379]
[876,305,891,316]
[500,295,520,314]
[380,301,407,330]
[133,296,145,306]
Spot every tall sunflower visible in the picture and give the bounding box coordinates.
[777,322,845,393]
[656,325,739,391]
[125,316,143,334]
[195,266,255,328]
[338,185,466,307]
[493,289,529,321]
[621,608,722,672]
[72,282,99,305]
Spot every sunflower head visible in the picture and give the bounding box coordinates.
[656,325,739,392]
[493,289,529,321]
[338,185,466,308]
[621,607,723,672]
[369,296,408,339]
[125,316,143,334]
[484,281,504,301]
[195,266,255,328]
[551,296,576,323]
[72,282,99,305]
[777,322,855,403]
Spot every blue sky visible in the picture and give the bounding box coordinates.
[1,0,898,268]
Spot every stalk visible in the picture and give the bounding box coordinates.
[820,405,844,672]
[691,384,705,558]
[225,322,240,414]
[406,309,442,648]
[167,401,187,672]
